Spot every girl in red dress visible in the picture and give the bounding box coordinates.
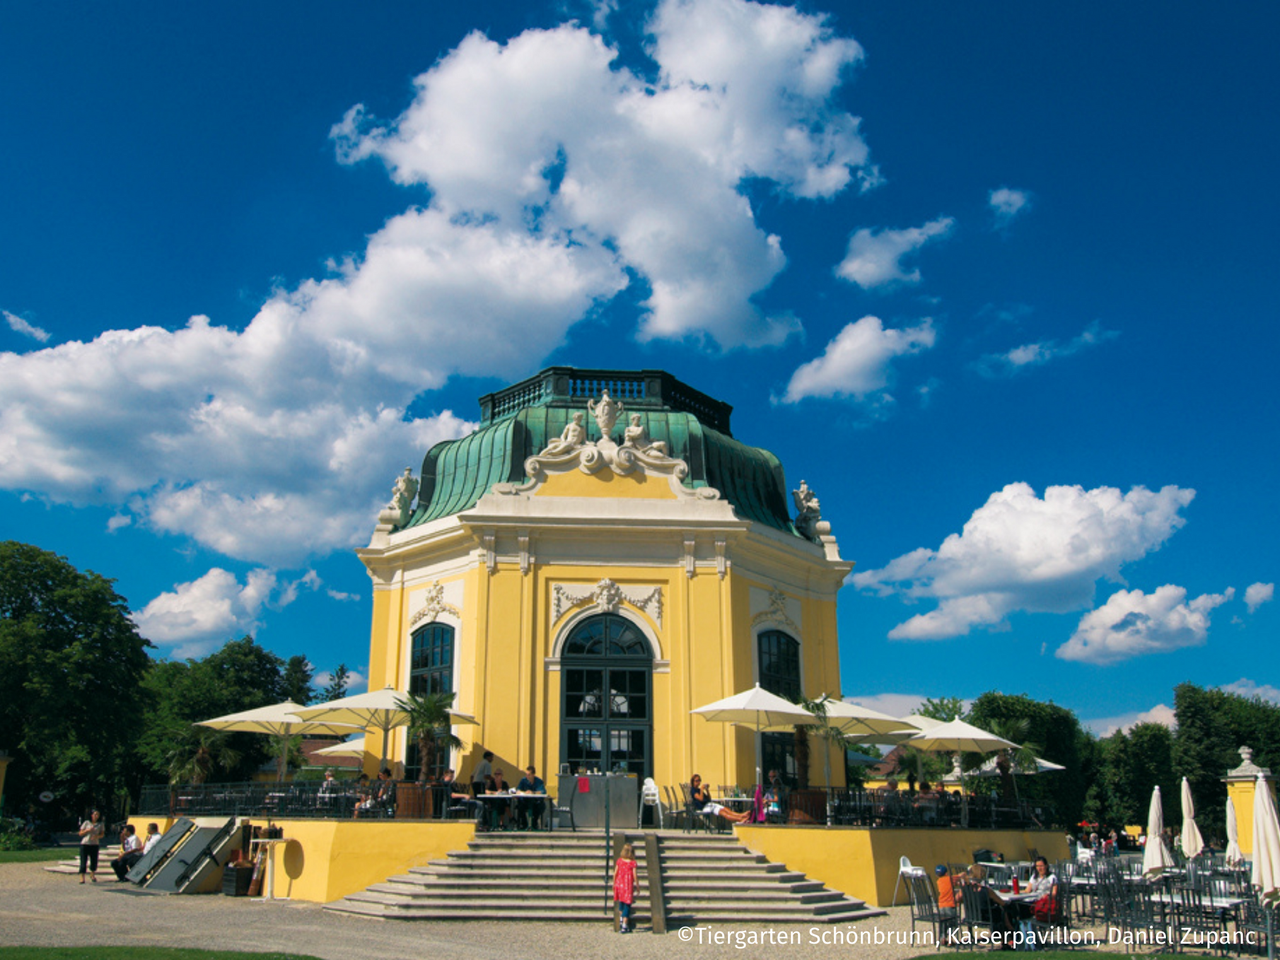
[613,842,637,933]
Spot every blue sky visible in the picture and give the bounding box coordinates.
[2,0,1276,734]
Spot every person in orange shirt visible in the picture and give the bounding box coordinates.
[935,865,959,941]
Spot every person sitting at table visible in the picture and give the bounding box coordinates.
[484,768,512,830]
[516,765,547,830]
[1027,856,1059,924]
[689,774,750,825]
[354,770,392,818]
[437,768,475,819]
[964,865,1016,942]
[763,769,787,822]
[935,865,960,940]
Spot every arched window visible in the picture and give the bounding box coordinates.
[560,614,652,777]
[758,629,801,786]
[407,622,455,780]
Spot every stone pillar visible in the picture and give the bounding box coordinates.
[1222,746,1273,856]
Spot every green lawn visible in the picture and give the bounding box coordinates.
[0,951,324,960]
[0,848,75,864]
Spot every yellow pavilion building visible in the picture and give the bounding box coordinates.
[356,367,851,792]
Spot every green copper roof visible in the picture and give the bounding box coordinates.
[404,368,800,538]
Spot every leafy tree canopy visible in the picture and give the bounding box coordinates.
[0,541,152,819]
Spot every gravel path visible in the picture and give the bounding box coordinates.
[0,863,937,960]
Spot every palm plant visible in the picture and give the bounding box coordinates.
[396,691,464,783]
[972,716,1041,802]
[166,727,241,785]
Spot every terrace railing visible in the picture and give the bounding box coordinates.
[137,780,483,822]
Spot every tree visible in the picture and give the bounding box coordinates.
[321,664,351,703]
[967,691,1089,825]
[0,542,152,819]
[282,656,314,706]
[919,696,968,722]
[137,636,290,785]
[397,691,463,783]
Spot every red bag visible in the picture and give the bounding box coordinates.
[1033,894,1057,923]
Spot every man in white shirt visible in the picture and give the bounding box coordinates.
[111,824,144,881]
[141,823,161,855]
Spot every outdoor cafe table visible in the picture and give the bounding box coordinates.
[476,792,548,829]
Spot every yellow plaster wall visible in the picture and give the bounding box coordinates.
[737,825,1069,907]
[127,816,475,903]
[1225,778,1275,856]
[535,470,676,499]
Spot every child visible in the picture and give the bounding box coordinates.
[613,842,637,933]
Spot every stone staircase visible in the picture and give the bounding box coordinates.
[326,831,883,925]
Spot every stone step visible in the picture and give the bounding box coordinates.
[371,882,648,899]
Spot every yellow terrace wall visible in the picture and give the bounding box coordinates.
[737,825,1069,908]
[128,816,475,903]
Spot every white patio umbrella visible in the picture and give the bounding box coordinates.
[1225,796,1245,866]
[906,717,1019,754]
[314,736,367,759]
[1180,776,1205,860]
[975,755,1066,776]
[1253,774,1280,904]
[197,701,363,781]
[692,683,817,785]
[822,699,921,739]
[1142,785,1176,876]
[295,685,477,769]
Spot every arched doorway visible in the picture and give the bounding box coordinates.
[559,614,653,777]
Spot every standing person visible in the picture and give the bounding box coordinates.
[471,751,494,799]
[613,842,637,933]
[78,809,105,884]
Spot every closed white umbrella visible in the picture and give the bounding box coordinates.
[1253,774,1280,904]
[1225,797,1245,866]
[1180,776,1205,860]
[197,701,363,781]
[692,683,817,784]
[1143,786,1176,876]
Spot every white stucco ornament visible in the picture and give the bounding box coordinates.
[792,478,831,540]
[553,578,664,628]
[377,466,418,529]
[492,395,720,501]
[409,580,461,626]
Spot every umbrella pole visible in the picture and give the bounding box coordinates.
[278,735,288,783]
[380,726,390,773]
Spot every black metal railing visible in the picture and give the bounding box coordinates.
[137,781,484,822]
[777,788,1053,829]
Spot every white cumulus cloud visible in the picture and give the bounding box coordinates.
[4,310,50,343]
[1056,584,1233,665]
[134,568,286,658]
[1245,582,1274,613]
[1085,703,1176,737]
[0,0,882,566]
[852,482,1196,640]
[976,320,1118,376]
[335,0,874,348]
[989,187,1031,226]
[781,315,935,403]
[835,216,954,289]
[1220,678,1280,705]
